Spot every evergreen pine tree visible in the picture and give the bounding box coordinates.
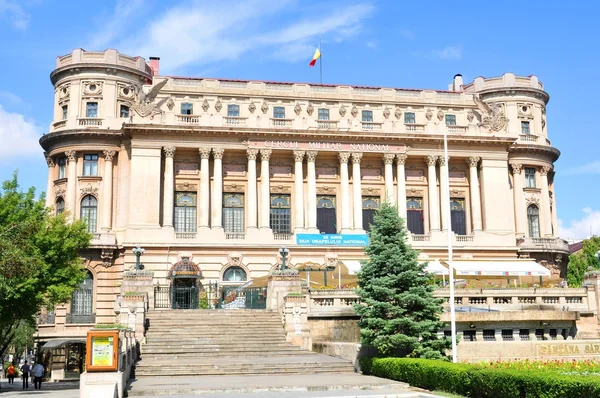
[354,202,451,359]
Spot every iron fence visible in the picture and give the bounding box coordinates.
[153,283,267,310]
[66,313,96,324]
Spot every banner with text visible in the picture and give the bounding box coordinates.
[296,234,369,246]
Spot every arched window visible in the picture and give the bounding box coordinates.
[527,205,540,238]
[80,195,98,233]
[223,266,247,282]
[68,270,94,324]
[56,198,65,215]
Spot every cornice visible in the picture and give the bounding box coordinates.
[50,63,151,85]
[478,87,549,104]
[508,144,560,162]
[39,129,124,151]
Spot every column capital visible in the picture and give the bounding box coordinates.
[260,149,272,161]
[438,155,449,166]
[540,165,552,176]
[65,150,77,162]
[163,146,176,158]
[466,156,480,168]
[383,153,395,165]
[510,163,523,174]
[306,151,318,162]
[45,154,55,167]
[212,148,224,159]
[293,150,305,162]
[351,152,363,164]
[338,152,351,164]
[247,148,259,160]
[425,155,437,167]
[396,153,407,165]
[103,150,116,162]
[199,148,211,159]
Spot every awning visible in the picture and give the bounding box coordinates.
[341,260,362,275]
[440,260,551,277]
[422,259,449,275]
[40,338,86,350]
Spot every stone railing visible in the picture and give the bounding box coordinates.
[78,117,103,127]
[361,122,383,131]
[273,232,293,241]
[303,289,360,317]
[519,237,569,253]
[175,232,196,239]
[448,125,468,133]
[53,120,67,130]
[225,232,245,240]
[456,235,474,243]
[411,233,431,242]
[55,49,151,76]
[519,134,539,143]
[405,123,425,132]
[271,118,293,127]
[176,115,200,124]
[317,120,338,129]
[224,116,247,126]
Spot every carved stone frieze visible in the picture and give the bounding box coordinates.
[271,185,291,194]
[383,107,391,119]
[65,150,77,162]
[436,109,444,121]
[214,99,222,112]
[45,155,55,167]
[306,103,314,116]
[55,186,66,198]
[166,97,175,110]
[473,94,507,132]
[467,110,474,122]
[450,189,466,198]
[247,148,259,161]
[526,195,540,205]
[101,248,115,268]
[362,187,380,196]
[425,108,433,121]
[117,83,135,101]
[394,107,402,120]
[80,183,99,197]
[350,105,358,118]
[82,80,103,96]
[223,183,245,193]
[316,186,336,194]
[293,151,305,162]
[57,83,71,100]
[294,102,302,115]
[339,105,347,117]
[175,181,198,191]
[248,101,256,114]
[406,187,424,196]
[202,99,210,112]
[103,150,116,162]
[261,100,269,114]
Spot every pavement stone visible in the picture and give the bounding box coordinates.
[0,378,79,397]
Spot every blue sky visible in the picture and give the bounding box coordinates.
[1,0,598,240]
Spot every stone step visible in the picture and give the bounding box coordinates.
[135,363,355,376]
[140,352,308,359]
[144,336,288,342]
[142,344,296,351]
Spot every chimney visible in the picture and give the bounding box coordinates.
[452,74,463,91]
[148,57,160,76]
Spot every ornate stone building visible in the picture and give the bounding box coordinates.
[38,49,568,369]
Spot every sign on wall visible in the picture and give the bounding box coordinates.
[296,234,369,246]
[86,330,119,372]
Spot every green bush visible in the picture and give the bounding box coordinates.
[363,358,600,398]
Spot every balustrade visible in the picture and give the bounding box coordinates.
[225,232,245,240]
[405,123,425,132]
[53,120,67,130]
[175,232,196,239]
[361,122,382,131]
[448,126,468,133]
[273,232,293,241]
[78,118,102,127]
[317,120,338,129]
[224,116,247,126]
[271,118,292,127]
[176,115,200,124]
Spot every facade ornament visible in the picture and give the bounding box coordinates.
[163,146,176,158]
[45,154,55,167]
[306,103,314,116]
[212,148,224,159]
[324,253,338,269]
[214,99,222,112]
[350,105,358,118]
[260,149,272,161]
[436,109,444,121]
[117,83,135,101]
[65,150,77,162]
[466,156,480,168]
[541,106,547,129]
[80,183,99,196]
[383,107,391,119]
[362,187,381,195]
[55,186,66,198]
[248,101,256,114]
[317,186,336,194]
[83,80,104,96]
[175,182,197,191]
[351,152,363,164]
[223,183,245,193]
[271,185,292,194]
[425,155,437,166]
[425,108,433,121]
[450,189,466,197]
[132,79,169,118]
[247,149,259,161]
[202,99,210,112]
[338,152,350,164]
[526,195,540,206]
[166,97,175,111]
[293,150,305,162]
[199,148,211,159]
[227,252,244,266]
[407,187,423,196]
[467,110,475,122]
[101,249,115,268]
[473,94,508,132]
[396,154,408,165]
[510,163,523,175]
[394,107,402,120]
[540,165,552,176]
[261,100,269,114]
[57,83,71,100]
[103,150,116,162]
[383,153,395,165]
[306,151,318,162]
[294,102,302,115]
[339,105,347,117]
[438,156,447,166]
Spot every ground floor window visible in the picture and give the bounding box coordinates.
[317,195,336,234]
[69,271,93,323]
[362,196,380,232]
[223,193,244,232]
[406,197,424,234]
[223,266,247,282]
[450,198,467,235]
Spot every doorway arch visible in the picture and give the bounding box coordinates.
[167,257,203,309]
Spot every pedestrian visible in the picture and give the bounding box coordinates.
[6,362,16,384]
[32,361,45,390]
[20,361,30,390]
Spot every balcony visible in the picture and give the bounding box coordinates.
[361,122,382,131]
[224,116,247,126]
[66,313,96,324]
[271,118,293,128]
[518,237,569,253]
[225,232,245,240]
[411,234,431,242]
[447,125,468,133]
[78,118,102,127]
[405,123,425,132]
[274,232,293,241]
[176,115,200,124]
[176,232,197,239]
[53,120,67,130]
[455,235,474,243]
[519,134,539,143]
[317,120,338,129]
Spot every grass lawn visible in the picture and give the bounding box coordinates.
[432,391,467,398]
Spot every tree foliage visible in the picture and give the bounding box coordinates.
[567,236,600,287]
[0,172,91,358]
[354,202,451,359]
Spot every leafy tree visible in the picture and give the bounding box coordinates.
[354,202,451,359]
[567,236,600,287]
[0,172,91,358]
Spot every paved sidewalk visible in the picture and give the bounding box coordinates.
[0,378,79,397]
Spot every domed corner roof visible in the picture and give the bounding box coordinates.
[168,258,202,279]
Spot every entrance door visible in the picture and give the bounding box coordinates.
[172,279,198,309]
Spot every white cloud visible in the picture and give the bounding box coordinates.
[399,29,415,40]
[433,45,463,60]
[559,208,600,241]
[564,161,600,175]
[87,0,145,50]
[0,104,42,160]
[0,0,30,29]
[366,41,377,49]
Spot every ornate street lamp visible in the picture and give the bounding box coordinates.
[132,245,145,271]
[279,246,290,271]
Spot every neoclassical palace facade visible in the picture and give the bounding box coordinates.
[38,49,568,346]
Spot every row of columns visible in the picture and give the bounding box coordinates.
[511,163,553,237]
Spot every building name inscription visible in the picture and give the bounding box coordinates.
[248,140,406,153]
[536,343,600,357]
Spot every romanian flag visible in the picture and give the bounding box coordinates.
[309,48,321,67]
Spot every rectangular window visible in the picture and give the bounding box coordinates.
[521,121,531,134]
[223,193,245,233]
[83,154,98,176]
[463,330,476,342]
[361,110,373,122]
[317,195,336,234]
[174,193,197,232]
[270,194,291,233]
[120,105,130,118]
[62,105,68,120]
[519,329,530,341]
[549,329,558,340]
[535,329,545,340]
[362,196,380,232]
[273,106,285,119]
[404,112,415,124]
[525,167,536,188]
[502,329,514,341]
[181,103,193,115]
[58,157,67,179]
[227,104,240,117]
[445,114,456,126]
[86,102,98,118]
[482,330,496,341]
[406,197,425,235]
[318,108,329,120]
[450,199,467,236]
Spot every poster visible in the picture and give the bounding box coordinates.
[91,336,113,367]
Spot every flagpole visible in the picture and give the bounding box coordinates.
[444,129,457,363]
[319,38,323,84]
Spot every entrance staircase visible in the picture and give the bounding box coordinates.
[135,309,355,376]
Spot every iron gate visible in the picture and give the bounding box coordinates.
[153,284,267,309]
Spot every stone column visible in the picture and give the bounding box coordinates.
[101,150,116,231]
[293,151,305,231]
[259,149,272,229]
[439,155,449,232]
[511,164,525,237]
[426,155,440,232]
[162,146,175,228]
[339,152,352,233]
[396,154,407,219]
[550,186,558,237]
[45,155,55,209]
[65,150,77,221]
[306,151,318,232]
[540,166,553,237]
[211,148,224,229]
[351,152,364,231]
[199,148,211,228]
[247,149,259,229]
[467,157,482,232]
[383,153,395,204]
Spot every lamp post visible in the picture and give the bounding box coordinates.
[132,245,145,271]
[279,246,290,271]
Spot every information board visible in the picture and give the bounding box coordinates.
[86,330,119,372]
[296,234,369,246]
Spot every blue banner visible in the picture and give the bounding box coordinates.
[296,234,369,246]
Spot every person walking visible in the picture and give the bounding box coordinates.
[6,363,16,384]
[20,361,30,390]
[32,362,45,390]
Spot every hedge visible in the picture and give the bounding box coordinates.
[360,358,600,398]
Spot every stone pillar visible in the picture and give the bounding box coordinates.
[65,150,77,221]
[199,148,211,228]
[116,145,130,232]
[247,149,259,229]
[396,154,407,219]
[293,151,305,231]
[45,155,55,209]
[467,156,482,232]
[551,185,558,237]
[306,151,318,232]
[259,149,272,229]
[540,166,553,237]
[383,153,395,204]
[511,164,525,237]
[101,150,116,231]
[439,155,449,232]
[351,152,364,231]
[211,148,224,229]
[162,146,175,228]
[339,152,352,233]
[426,155,440,232]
